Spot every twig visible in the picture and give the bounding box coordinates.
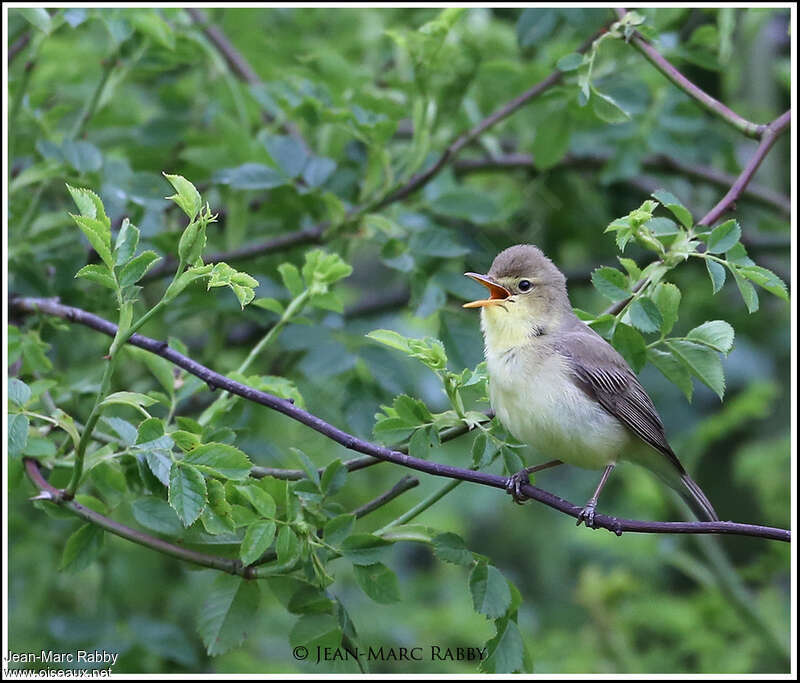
[186,8,260,85]
[353,476,419,519]
[8,31,31,63]
[24,458,256,578]
[614,8,766,139]
[696,111,791,227]
[12,297,790,543]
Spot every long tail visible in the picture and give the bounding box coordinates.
[676,473,719,522]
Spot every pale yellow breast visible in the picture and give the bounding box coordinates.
[485,340,629,470]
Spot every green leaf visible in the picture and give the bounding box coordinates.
[163,173,202,221]
[20,7,53,33]
[132,496,183,535]
[612,323,647,373]
[732,268,759,313]
[289,614,342,653]
[481,618,525,673]
[277,263,304,298]
[667,340,725,399]
[71,214,113,268]
[738,265,789,301]
[651,282,681,335]
[118,251,162,287]
[320,459,347,496]
[262,134,308,178]
[236,485,276,518]
[365,329,410,353]
[705,259,726,293]
[591,267,630,302]
[177,220,207,266]
[252,297,285,315]
[75,264,117,290]
[8,414,30,457]
[647,348,693,401]
[651,189,693,229]
[469,562,512,619]
[323,514,355,547]
[163,264,213,302]
[686,320,735,354]
[168,462,207,526]
[131,10,175,50]
[66,184,109,226]
[340,534,393,565]
[183,443,252,480]
[197,574,261,656]
[353,563,401,604]
[557,52,584,71]
[62,140,102,173]
[240,520,277,565]
[628,297,663,334]
[706,219,741,253]
[532,108,572,170]
[591,87,630,124]
[215,163,288,190]
[101,391,158,411]
[276,526,301,566]
[433,532,474,566]
[9,378,32,407]
[60,524,104,572]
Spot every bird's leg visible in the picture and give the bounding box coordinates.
[505,460,564,504]
[577,463,615,528]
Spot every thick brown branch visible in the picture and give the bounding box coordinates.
[186,8,260,84]
[12,297,789,543]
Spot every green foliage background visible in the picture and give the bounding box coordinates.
[7,7,791,674]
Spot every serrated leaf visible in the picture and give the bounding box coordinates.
[75,264,117,290]
[252,297,285,315]
[738,265,789,301]
[706,219,741,253]
[276,526,301,566]
[591,87,630,123]
[240,520,277,565]
[667,340,725,399]
[705,259,726,293]
[8,414,30,457]
[651,282,681,335]
[323,514,355,547]
[612,323,647,372]
[71,214,113,268]
[591,267,630,302]
[481,618,525,674]
[732,268,759,313]
[132,496,183,535]
[9,378,32,407]
[340,534,393,565]
[101,391,158,410]
[433,532,474,565]
[628,297,663,334]
[163,173,202,221]
[197,574,260,656]
[183,443,252,480]
[168,462,207,526]
[647,348,693,401]
[687,320,735,354]
[469,562,511,618]
[59,524,104,572]
[651,189,693,229]
[277,263,304,297]
[236,485,276,518]
[289,614,341,652]
[353,563,401,604]
[118,251,162,287]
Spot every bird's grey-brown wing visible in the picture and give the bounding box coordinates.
[554,327,685,474]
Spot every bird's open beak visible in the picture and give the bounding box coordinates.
[463,272,511,308]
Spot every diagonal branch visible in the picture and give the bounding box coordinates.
[12,296,790,543]
[614,8,767,138]
[353,476,420,519]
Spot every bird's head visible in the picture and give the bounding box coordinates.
[463,244,571,350]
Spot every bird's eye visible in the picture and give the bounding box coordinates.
[518,279,533,292]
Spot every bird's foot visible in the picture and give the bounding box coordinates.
[576,499,598,528]
[505,470,531,505]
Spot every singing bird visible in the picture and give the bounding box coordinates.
[463,244,718,526]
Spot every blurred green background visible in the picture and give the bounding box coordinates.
[7,7,791,674]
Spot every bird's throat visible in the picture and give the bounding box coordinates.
[480,302,545,353]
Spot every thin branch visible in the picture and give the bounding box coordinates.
[697,110,791,227]
[12,297,789,543]
[454,152,791,217]
[353,476,419,519]
[24,458,256,578]
[186,8,260,84]
[614,8,766,139]
[8,31,31,63]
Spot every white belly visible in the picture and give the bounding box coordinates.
[487,345,629,470]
